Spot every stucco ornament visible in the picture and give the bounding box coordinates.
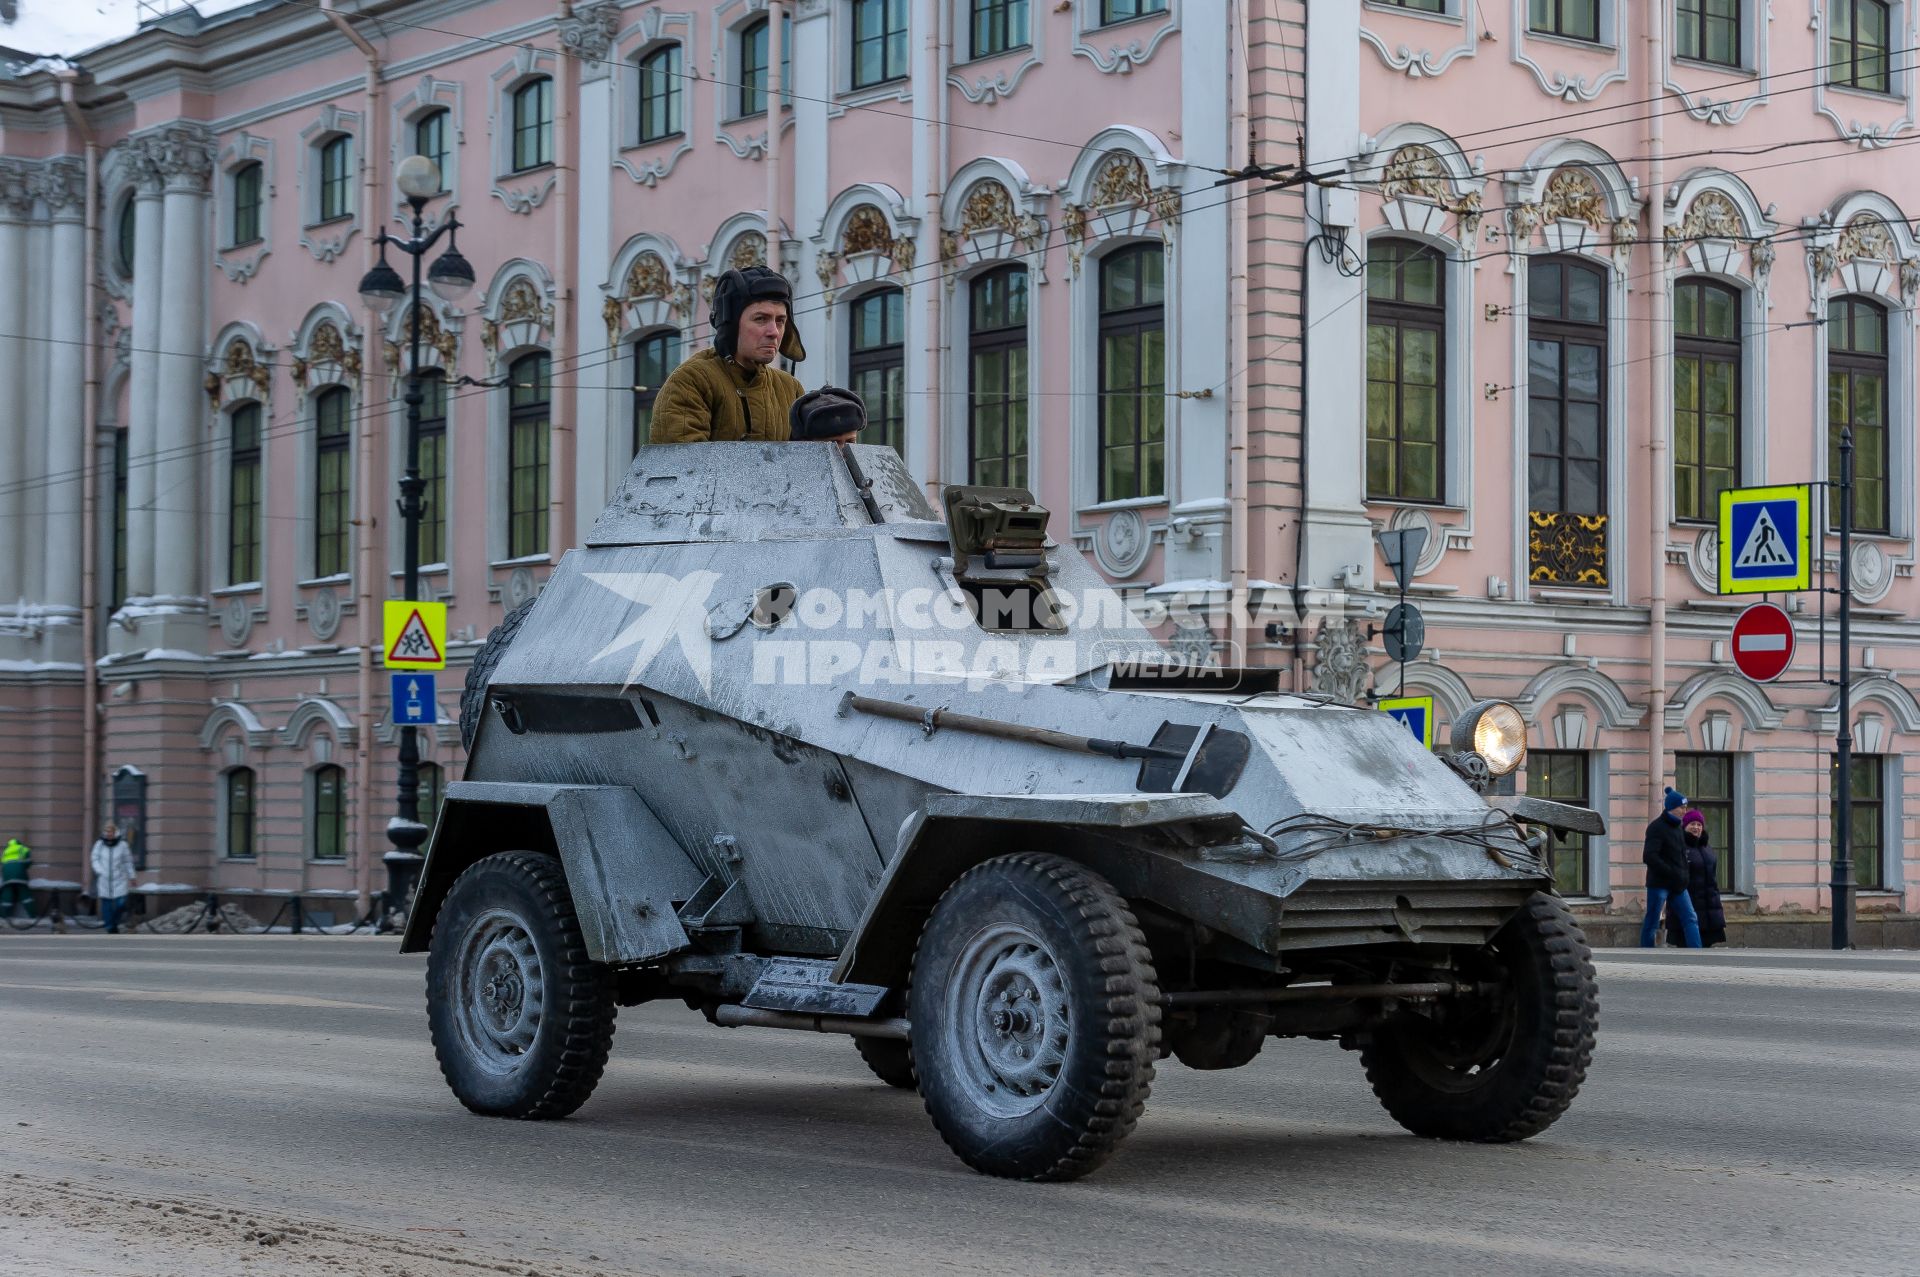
[152,123,216,190]
[1851,541,1893,604]
[1837,214,1895,265]
[841,205,894,257]
[1169,613,1217,668]
[29,157,87,216]
[308,586,342,641]
[1505,202,1540,248]
[0,160,34,218]
[224,338,272,397]
[1680,190,1744,243]
[1748,237,1776,283]
[1379,144,1481,235]
[557,0,620,67]
[1098,509,1151,577]
[1540,167,1606,229]
[1311,617,1371,705]
[729,232,768,272]
[219,597,255,648]
[1089,152,1150,210]
[1902,258,1920,306]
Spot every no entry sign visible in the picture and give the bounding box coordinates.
[1730,602,1795,683]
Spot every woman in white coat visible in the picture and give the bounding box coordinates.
[89,822,136,934]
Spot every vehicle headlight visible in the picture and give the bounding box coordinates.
[1452,700,1528,777]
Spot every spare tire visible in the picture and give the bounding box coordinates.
[460,599,536,752]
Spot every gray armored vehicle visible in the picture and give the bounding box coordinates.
[403,442,1602,1182]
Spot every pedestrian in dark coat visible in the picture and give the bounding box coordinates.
[1641,787,1702,948]
[1667,808,1728,947]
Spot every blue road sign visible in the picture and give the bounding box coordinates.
[391,672,436,725]
[1718,484,1811,594]
[1376,695,1435,750]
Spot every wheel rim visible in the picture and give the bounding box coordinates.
[451,908,545,1075]
[1396,957,1520,1093]
[943,923,1071,1119]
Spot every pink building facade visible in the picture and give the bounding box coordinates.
[0,0,1913,931]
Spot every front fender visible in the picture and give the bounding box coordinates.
[400,781,706,963]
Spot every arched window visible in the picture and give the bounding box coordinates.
[224,768,257,860]
[413,110,450,188]
[418,369,448,566]
[638,46,684,142]
[508,352,552,558]
[632,330,681,455]
[228,403,262,585]
[512,78,553,172]
[1366,238,1446,503]
[418,761,445,826]
[309,764,346,860]
[1830,0,1892,93]
[115,195,136,278]
[1673,278,1741,523]
[968,265,1029,487]
[1527,256,1609,586]
[314,387,352,578]
[230,163,263,248]
[849,289,905,453]
[1097,243,1166,502]
[1828,296,1890,533]
[851,0,910,89]
[737,14,789,116]
[318,136,352,222]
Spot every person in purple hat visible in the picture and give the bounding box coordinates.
[1666,808,1728,948]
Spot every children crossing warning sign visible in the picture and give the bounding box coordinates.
[1717,484,1811,595]
[383,600,447,670]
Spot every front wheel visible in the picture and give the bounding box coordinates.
[426,852,616,1119]
[909,853,1160,1181]
[1361,891,1598,1142]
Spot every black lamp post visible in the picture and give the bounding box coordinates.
[358,155,476,926]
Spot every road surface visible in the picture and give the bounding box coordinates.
[2,934,1915,1276]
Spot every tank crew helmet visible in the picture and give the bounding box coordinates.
[710,265,807,363]
[789,386,868,441]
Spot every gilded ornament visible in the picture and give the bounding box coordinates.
[1679,190,1744,242]
[1540,167,1606,229]
[1837,214,1895,265]
[623,251,672,300]
[1528,512,1609,588]
[498,278,551,329]
[601,296,623,347]
[308,322,346,368]
[840,205,894,257]
[204,371,222,408]
[729,232,768,271]
[1088,152,1149,209]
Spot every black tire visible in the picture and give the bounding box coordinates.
[908,853,1160,1182]
[460,599,537,752]
[1169,1007,1271,1071]
[1361,891,1598,1143]
[853,1036,917,1090]
[425,851,616,1120]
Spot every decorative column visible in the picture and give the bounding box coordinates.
[21,179,53,611]
[121,139,166,617]
[559,0,619,532]
[148,124,215,649]
[0,162,31,622]
[38,159,89,658]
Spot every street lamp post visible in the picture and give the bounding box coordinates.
[358,156,476,926]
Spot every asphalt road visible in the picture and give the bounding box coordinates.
[1,935,1916,1277]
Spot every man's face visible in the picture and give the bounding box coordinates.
[736,300,788,366]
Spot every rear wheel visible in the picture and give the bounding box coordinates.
[909,854,1160,1181]
[1360,892,1597,1142]
[426,851,615,1119]
[853,1036,917,1090]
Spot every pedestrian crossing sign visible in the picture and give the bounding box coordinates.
[1718,484,1811,595]
[1377,695,1435,750]
[383,600,448,670]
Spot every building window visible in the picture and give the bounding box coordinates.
[417,370,448,567]
[1380,0,1446,11]
[111,429,128,608]
[318,136,352,223]
[419,760,446,826]
[852,0,910,88]
[968,265,1029,487]
[972,0,1030,57]
[1676,0,1740,66]
[639,45,684,142]
[849,289,906,453]
[1100,0,1167,25]
[1098,243,1166,502]
[1527,751,1591,897]
[310,765,346,860]
[1832,754,1886,891]
[231,162,263,248]
[1827,296,1890,533]
[413,110,449,188]
[1673,277,1741,524]
[115,196,136,277]
[512,78,554,172]
[508,352,551,559]
[1674,752,1737,892]
[229,404,262,586]
[1366,239,1446,503]
[631,330,681,456]
[1830,0,1892,93]
[1527,0,1601,42]
[738,15,790,116]
[224,768,256,860]
[1527,256,1608,585]
[314,387,352,579]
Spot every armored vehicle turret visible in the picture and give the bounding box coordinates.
[404,442,1603,1181]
